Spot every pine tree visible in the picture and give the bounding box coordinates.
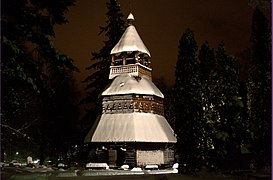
[82,0,125,132]
[198,41,217,168]
[247,8,271,168]
[198,41,246,170]
[173,29,204,175]
[212,42,245,169]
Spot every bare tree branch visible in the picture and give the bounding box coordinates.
[1,123,32,140]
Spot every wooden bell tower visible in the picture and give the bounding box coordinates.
[85,13,176,168]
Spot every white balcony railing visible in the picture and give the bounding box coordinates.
[109,63,151,79]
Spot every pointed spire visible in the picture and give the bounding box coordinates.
[127,13,134,25]
[110,13,151,57]
[127,13,134,20]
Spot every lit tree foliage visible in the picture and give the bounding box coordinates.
[198,41,217,167]
[173,29,204,175]
[212,43,245,169]
[247,8,271,168]
[82,0,125,132]
[198,41,246,170]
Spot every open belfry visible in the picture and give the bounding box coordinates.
[84,13,177,167]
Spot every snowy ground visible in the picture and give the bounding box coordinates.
[1,167,270,180]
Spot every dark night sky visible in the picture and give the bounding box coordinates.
[54,0,255,91]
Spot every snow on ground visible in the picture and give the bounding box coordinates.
[2,167,248,180]
[4,165,270,180]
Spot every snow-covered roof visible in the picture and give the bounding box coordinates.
[84,113,177,143]
[101,74,164,98]
[127,13,134,20]
[110,22,151,57]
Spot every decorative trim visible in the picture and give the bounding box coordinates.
[102,95,163,116]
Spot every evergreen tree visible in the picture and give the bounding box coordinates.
[212,43,245,169]
[173,29,204,175]
[198,41,246,170]
[198,41,217,168]
[1,0,79,164]
[82,0,125,133]
[247,8,271,168]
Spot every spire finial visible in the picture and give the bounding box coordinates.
[127,13,134,25]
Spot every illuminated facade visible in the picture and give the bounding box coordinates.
[85,13,176,167]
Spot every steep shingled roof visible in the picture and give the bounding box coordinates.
[84,113,177,143]
[110,13,151,57]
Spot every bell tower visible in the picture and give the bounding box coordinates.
[85,13,176,168]
[109,13,152,79]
